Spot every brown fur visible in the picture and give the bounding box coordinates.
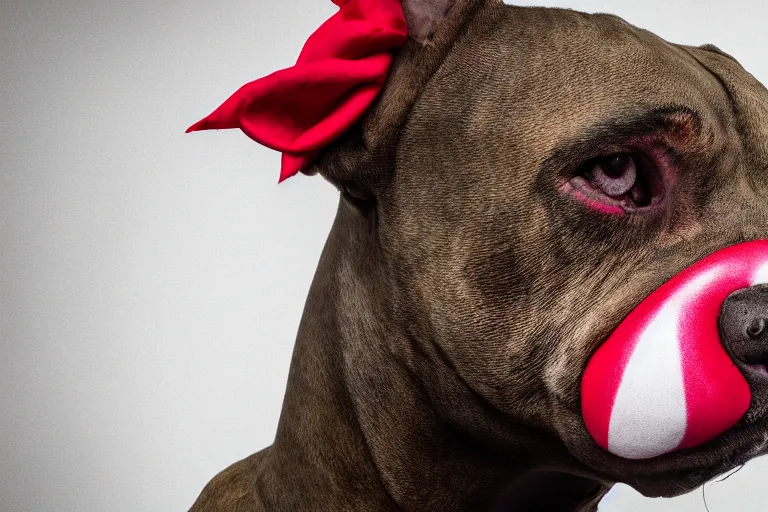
[189,1,768,510]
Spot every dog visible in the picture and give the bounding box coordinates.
[187,0,768,510]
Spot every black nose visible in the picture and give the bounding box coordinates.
[719,284,768,377]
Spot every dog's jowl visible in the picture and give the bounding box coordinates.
[186,1,768,510]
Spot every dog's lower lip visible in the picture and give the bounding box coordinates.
[609,435,766,498]
[632,430,768,497]
[568,405,768,498]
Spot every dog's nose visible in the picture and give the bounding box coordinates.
[720,284,768,377]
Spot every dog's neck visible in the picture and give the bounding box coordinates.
[257,203,608,512]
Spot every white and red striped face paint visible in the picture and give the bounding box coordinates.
[581,240,768,460]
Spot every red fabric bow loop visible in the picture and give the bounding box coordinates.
[186,0,408,183]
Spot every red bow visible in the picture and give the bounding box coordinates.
[186,0,408,183]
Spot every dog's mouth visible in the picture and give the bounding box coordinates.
[574,240,768,495]
[574,368,768,498]
[556,407,768,499]
[615,419,768,497]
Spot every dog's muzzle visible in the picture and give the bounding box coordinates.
[581,240,768,459]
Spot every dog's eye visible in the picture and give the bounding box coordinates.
[566,152,661,212]
[587,155,638,199]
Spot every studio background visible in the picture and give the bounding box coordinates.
[2,0,767,510]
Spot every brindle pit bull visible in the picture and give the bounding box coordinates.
[189,0,768,510]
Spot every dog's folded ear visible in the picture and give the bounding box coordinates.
[315,0,495,186]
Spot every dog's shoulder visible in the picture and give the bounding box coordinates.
[188,451,268,512]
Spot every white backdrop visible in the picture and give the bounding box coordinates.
[2,1,767,511]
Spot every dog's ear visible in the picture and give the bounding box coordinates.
[315,0,495,188]
[403,0,459,43]
[187,0,497,186]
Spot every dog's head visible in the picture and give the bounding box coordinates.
[333,0,768,497]
[191,0,768,499]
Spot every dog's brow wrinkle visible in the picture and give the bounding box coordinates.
[681,45,740,121]
[598,106,698,144]
[539,105,703,181]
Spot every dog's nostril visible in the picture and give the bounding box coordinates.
[747,318,767,339]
